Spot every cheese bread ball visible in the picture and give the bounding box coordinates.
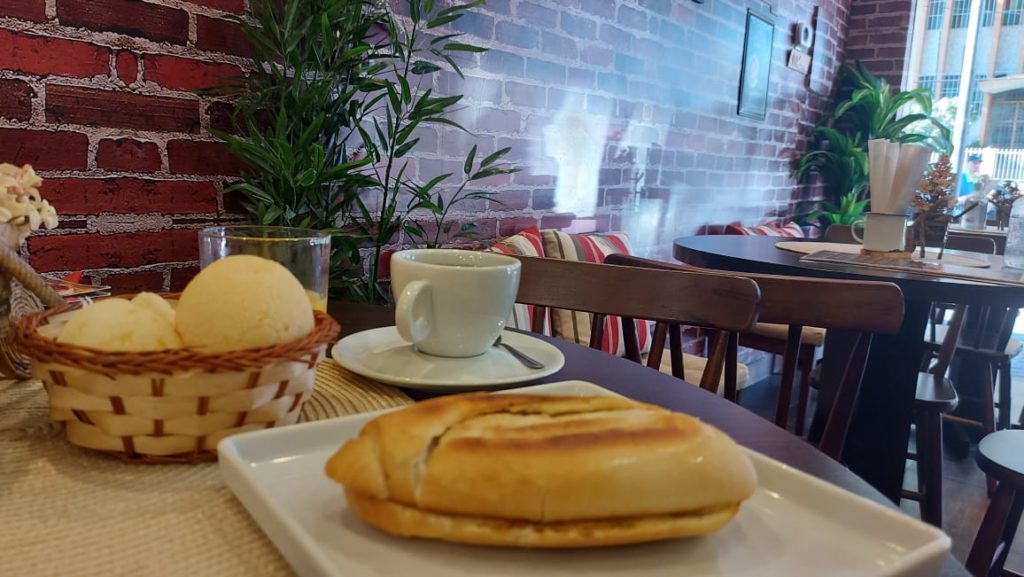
[58,297,184,352]
[175,255,314,352]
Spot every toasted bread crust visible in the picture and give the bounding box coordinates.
[326,393,757,528]
[346,491,742,548]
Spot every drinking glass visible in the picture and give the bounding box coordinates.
[198,226,331,311]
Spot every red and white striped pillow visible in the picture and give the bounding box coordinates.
[540,230,652,357]
[486,227,549,334]
[724,222,805,237]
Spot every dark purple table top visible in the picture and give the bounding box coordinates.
[674,235,1024,307]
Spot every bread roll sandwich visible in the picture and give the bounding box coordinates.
[325,393,757,548]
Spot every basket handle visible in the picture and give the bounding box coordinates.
[0,244,64,308]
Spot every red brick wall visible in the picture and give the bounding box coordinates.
[0,0,247,291]
[843,0,912,87]
[1,0,852,289]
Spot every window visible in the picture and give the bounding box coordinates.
[951,0,971,27]
[918,75,936,96]
[942,74,961,98]
[982,0,997,26]
[928,0,947,28]
[969,74,987,116]
[1004,0,1023,25]
[989,90,1024,148]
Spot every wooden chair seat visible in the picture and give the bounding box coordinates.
[966,430,1024,577]
[748,322,827,347]
[915,372,959,412]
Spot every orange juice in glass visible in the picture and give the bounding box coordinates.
[198,226,330,313]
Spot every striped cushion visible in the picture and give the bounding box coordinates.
[486,227,549,334]
[540,230,652,356]
[724,222,805,237]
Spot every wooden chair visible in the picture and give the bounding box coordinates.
[966,430,1024,577]
[603,254,904,460]
[938,306,1022,434]
[510,255,761,394]
[902,304,965,527]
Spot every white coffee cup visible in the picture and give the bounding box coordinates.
[391,249,521,358]
[851,213,908,252]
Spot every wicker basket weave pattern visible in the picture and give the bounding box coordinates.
[15,295,341,463]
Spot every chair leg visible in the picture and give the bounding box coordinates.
[998,360,1012,432]
[994,488,1024,576]
[795,345,814,437]
[915,408,944,528]
[982,365,999,495]
[967,482,1024,577]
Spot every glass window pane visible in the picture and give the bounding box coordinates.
[983,0,997,26]
[928,0,947,29]
[952,0,972,27]
[1004,0,1023,26]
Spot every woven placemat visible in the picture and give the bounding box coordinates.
[0,360,411,577]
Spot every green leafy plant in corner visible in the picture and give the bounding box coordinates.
[796,62,952,227]
[351,0,516,304]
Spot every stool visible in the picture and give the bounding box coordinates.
[966,430,1024,577]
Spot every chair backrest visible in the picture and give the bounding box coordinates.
[511,255,761,394]
[946,234,997,254]
[604,253,905,461]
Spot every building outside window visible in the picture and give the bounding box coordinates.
[943,74,962,97]
[951,0,972,27]
[990,90,1024,147]
[982,0,998,26]
[908,0,1024,188]
[969,74,988,116]
[919,75,937,95]
[1005,0,1023,26]
[928,0,947,29]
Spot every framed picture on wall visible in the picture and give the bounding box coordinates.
[737,9,775,120]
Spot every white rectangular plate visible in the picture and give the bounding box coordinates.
[219,381,951,577]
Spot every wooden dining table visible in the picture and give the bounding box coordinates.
[673,235,1024,509]
[331,301,970,577]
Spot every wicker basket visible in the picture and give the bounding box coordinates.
[15,294,341,463]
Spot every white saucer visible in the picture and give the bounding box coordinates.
[330,327,565,391]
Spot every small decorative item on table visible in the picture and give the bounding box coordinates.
[908,155,960,259]
[0,163,62,378]
[990,181,1023,230]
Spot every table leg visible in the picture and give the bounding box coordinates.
[843,300,931,502]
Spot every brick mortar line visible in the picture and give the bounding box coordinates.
[0,21,252,69]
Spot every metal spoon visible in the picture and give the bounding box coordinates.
[494,335,544,370]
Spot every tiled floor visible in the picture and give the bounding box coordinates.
[738,338,1024,572]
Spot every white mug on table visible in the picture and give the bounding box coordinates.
[391,249,521,358]
[851,212,909,253]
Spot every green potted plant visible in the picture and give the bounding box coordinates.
[796,62,951,228]
[213,0,513,305]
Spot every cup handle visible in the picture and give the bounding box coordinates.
[395,280,433,345]
[849,219,866,244]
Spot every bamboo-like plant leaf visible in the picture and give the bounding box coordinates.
[464,144,477,175]
[411,60,443,74]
